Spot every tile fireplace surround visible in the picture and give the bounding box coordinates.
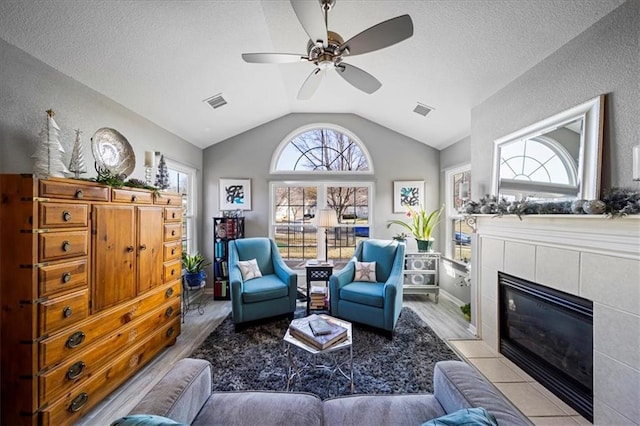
[471,215,639,425]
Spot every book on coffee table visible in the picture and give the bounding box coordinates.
[288,314,347,350]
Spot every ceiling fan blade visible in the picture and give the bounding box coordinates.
[297,68,324,100]
[241,53,307,64]
[336,63,381,94]
[290,0,328,47]
[339,14,413,56]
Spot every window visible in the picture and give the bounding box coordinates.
[271,182,373,267]
[271,124,374,267]
[272,125,372,173]
[164,158,197,255]
[445,164,471,263]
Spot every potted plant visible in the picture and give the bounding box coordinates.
[386,204,444,252]
[182,252,211,288]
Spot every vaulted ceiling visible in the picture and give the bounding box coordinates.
[0,0,624,150]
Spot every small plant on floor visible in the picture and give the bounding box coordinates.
[460,303,471,322]
[182,252,211,287]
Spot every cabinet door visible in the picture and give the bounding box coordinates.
[92,205,136,312]
[137,206,164,294]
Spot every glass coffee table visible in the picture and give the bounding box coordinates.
[283,314,354,394]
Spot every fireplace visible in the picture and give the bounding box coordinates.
[498,272,593,421]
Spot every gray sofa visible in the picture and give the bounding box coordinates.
[128,358,532,425]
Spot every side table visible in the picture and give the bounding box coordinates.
[305,261,333,315]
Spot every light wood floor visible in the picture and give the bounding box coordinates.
[78,290,474,425]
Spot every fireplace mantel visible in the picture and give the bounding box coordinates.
[470,214,639,258]
[471,214,639,425]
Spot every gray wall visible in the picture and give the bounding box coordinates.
[439,136,472,304]
[0,38,205,252]
[203,113,440,273]
[471,0,640,198]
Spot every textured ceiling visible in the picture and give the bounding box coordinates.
[0,0,625,150]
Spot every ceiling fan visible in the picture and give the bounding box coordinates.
[241,0,413,100]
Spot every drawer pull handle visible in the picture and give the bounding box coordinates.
[165,306,174,317]
[62,272,72,283]
[62,241,71,252]
[167,199,171,205]
[127,246,134,253]
[75,189,84,199]
[63,306,73,318]
[165,287,174,298]
[131,195,137,202]
[166,326,175,338]
[140,244,147,251]
[171,248,176,255]
[171,230,176,236]
[66,331,85,349]
[66,361,86,380]
[62,210,72,222]
[68,392,88,413]
[172,212,176,218]
[171,269,175,276]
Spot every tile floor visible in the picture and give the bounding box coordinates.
[448,340,592,425]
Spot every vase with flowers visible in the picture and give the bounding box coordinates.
[387,204,444,252]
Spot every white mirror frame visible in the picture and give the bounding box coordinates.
[491,95,604,201]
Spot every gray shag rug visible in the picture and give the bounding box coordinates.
[190,305,460,399]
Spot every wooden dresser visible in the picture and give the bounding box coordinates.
[0,175,183,425]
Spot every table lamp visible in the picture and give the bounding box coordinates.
[316,208,338,262]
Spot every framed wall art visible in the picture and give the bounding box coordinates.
[393,180,424,213]
[219,178,252,210]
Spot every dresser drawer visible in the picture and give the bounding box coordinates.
[39,203,88,228]
[39,259,88,297]
[38,298,181,406]
[39,289,89,336]
[154,192,182,206]
[164,206,183,222]
[40,179,109,201]
[163,223,181,241]
[39,281,181,369]
[39,231,88,262]
[112,188,153,204]
[163,241,182,261]
[40,318,180,426]
[163,260,181,283]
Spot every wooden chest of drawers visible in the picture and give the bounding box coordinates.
[0,175,183,425]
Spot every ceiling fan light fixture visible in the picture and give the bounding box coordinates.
[413,103,434,117]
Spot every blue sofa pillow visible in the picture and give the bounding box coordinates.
[110,414,187,426]
[421,407,498,426]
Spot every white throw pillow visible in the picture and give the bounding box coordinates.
[353,261,377,282]
[238,258,262,281]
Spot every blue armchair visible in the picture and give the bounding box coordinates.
[329,239,405,337]
[228,238,297,326]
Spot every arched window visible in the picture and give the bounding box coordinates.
[270,125,373,267]
[272,124,372,173]
[498,136,578,199]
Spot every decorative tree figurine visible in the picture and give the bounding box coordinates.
[32,109,69,178]
[155,154,170,189]
[68,129,87,178]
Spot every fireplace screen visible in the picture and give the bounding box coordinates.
[499,272,593,421]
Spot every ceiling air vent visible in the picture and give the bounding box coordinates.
[413,103,434,117]
[204,93,227,110]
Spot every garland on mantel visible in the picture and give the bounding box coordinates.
[459,187,640,219]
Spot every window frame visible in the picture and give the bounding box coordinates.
[444,163,471,263]
[164,157,198,255]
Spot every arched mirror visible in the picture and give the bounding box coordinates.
[491,95,604,201]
